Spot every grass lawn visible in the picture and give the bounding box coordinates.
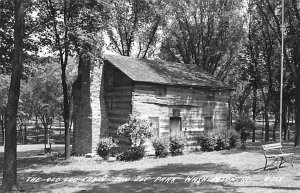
[0,142,299,193]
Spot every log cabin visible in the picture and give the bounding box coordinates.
[72,54,233,155]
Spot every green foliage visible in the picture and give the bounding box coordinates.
[117,146,145,161]
[151,137,169,158]
[169,133,187,156]
[117,115,154,147]
[197,128,240,152]
[96,137,117,160]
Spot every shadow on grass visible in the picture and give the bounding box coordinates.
[76,180,242,193]
[0,146,66,174]
[219,141,297,155]
[17,163,243,193]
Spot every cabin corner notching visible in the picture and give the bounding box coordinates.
[72,54,233,154]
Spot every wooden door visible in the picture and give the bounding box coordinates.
[149,117,159,137]
[170,117,182,135]
[204,117,213,130]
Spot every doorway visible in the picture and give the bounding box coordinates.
[170,117,182,135]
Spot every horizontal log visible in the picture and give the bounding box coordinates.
[133,93,208,107]
[105,92,132,97]
[109,117,128,124]
[105,96,132,103]
[107,109,131,116]
[111,102,131,109]
[135,84,156,90]
[133,86,230,103]
[106,86,132,91]
[134,89,156,95]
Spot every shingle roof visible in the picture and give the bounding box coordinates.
[104,54,233,90]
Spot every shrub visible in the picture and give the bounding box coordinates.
[197,132,215,152]
[226,129,240,149]
[96,137,117,160]
[197,128,240,151]
[169,134,187,156]
[151,137,169,158]
[117,146,145,161]
[234,116,255,149]
[214,137,227,151]
[117,115,154,147]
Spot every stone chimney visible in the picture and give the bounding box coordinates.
[72,57,109,155]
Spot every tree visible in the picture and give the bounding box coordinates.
[106,0,168,57]
[0,0,40,77]
[248,1,280,141]
[0,75,10,146]
[19,60,63,150]
[35,0,108,158]
[250,0,300,145]
[2,0,25,192]
[36,0,75,159]
[159,0,245,79]
[0,0,14,75]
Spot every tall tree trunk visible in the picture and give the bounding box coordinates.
[1,114,4,146]
[43,124,48,153]
[62,0,70,157]
[272,116,279,141]
[295,80,300,146]
[282,104,287,141]
[284,106,290,141]
[264,105,270,141]
[252,87,257,142]
[2,0,24,192]
[47,0,71,159]
[262,113,265,139]
[24,122,27,144]
[62,65,70,159]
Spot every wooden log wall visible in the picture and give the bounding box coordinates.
[103,64,133,145]
[132,82,230,137]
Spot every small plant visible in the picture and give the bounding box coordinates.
[214,137,227,151]
[197,128,239,151]
[117,115,154,147]
[117,146,145,161]
[169,133,187,156]
[96,137,117,160]
[227,129,240,149]
[151,137,169,158]
[197,132,215,152]
[234,116,255,149]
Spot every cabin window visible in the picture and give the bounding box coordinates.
[207,91,215,100]
[149,117,159,137]
[172,109,181,117]
[170,117,182,135]
[204,117,213,130]
[156,86,166,97]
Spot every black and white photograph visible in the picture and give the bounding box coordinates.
[0,0,300,192]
